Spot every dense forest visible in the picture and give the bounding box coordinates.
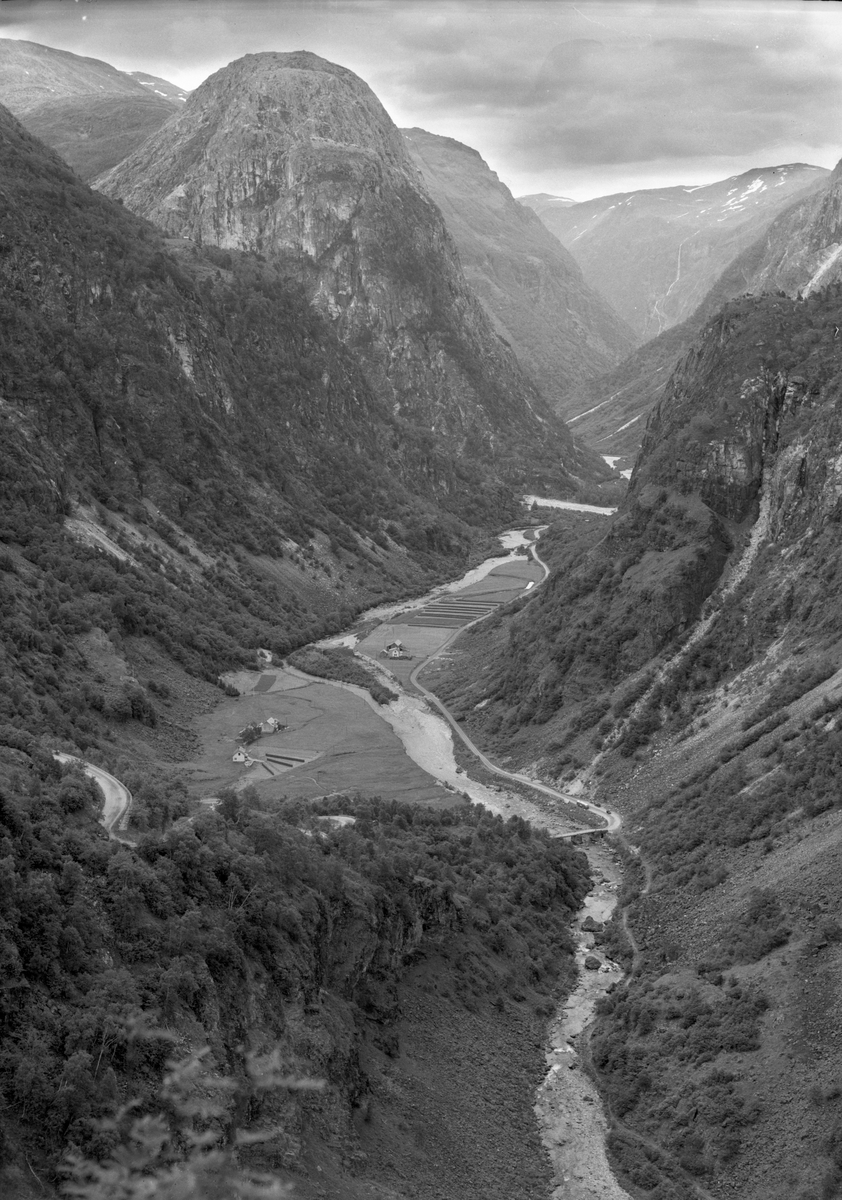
[0,764,590,1194]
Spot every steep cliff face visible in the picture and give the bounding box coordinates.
[580,297,842,1200]
[427,286,842,765]
[632,306,804,522]
[427,284,842,1196]
[94,52,610,495]
[402,128,637,415]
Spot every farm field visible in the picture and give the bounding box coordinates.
[183,668,456,807]
[181,549,546,810]
[357,556,542,688]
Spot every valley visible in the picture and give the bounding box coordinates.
[4,17,842,1200]
[187,522,635,1200]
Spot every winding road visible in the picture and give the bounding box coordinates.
[53,752,133,841]
[405,531,621,840]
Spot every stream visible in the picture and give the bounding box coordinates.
[319,524,633,1199]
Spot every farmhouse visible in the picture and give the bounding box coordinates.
[232,747,249,764]
[382,639,411,660]
[260,717,285,734]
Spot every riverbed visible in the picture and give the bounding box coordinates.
[351,527,633,1198]
[222,522,631,1199]
[538,842,631,1200]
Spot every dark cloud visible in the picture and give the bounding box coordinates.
[2,0,841,198]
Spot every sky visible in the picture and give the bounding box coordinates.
[1,0,842,201]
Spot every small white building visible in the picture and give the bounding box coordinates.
[382,640,410,660]
[232,747,249,764]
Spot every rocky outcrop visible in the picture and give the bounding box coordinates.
[94,52,612,494]
[402,128,637,416]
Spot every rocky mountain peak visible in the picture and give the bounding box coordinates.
[96,50,420,257]
[190,50,410,172]
[96,52,611,493]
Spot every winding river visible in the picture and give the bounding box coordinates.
[321,520,633,1199]
[70,516,631,1199]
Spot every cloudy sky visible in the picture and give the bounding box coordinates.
[2,0,841,200]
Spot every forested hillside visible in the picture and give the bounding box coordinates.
[0,96,598,1198]
[427,280,842,1196]
[0,772,590,1198]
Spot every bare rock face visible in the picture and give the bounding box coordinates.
[95,52,608,492]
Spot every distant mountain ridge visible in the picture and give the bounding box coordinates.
[519,192,576,208]
[561,158,842,466]
[94,51,613,496]
[521,164,829,340]
[704,158,842,307]
[403,128,637,416]
[128,71,189,104]
[0,36,183,178]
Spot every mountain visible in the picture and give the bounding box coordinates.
[562,318,699,469]
[93,51,614,498]
[519,193,576,209]
[521,165,829,340]
[0,99,597,1198]
[0,96,521,671]
[428,281,842,1197]
[704,157,842,306]
[402,129,637,414]
[0,37,183,179]
[564,160,842,467]
[128,71,190,104]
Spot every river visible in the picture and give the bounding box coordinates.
[73,520,630,1197]
[318,523,633,1199]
